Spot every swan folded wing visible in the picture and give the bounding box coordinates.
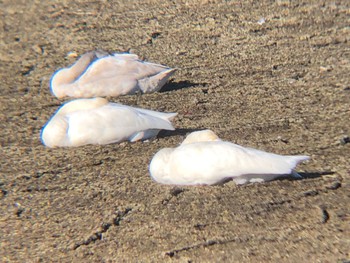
[66,105,175,146]
[81,56,170,80]
[128,107,176,132]
[75,57,171,96]
[130,107,178,121]
[78,57,131,81]
[112,53,171,73]
[112,53,139,60]
[107,103,176,126]
[164,142,308,185]
[232,144,309,175]
[118,59,171,79]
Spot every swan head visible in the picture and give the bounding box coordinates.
[41,113,70,148]
[50,51,98,98]
[50,68,73,98]
[149,148,174,184]
[181,129,220,145]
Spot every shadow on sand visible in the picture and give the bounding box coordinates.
[277,171,336,183]
[298,171,335,179]
[219,171,336,186]
[160,80,207,92]
[158,128,203,139]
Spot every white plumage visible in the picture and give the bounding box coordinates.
[50,51,176,98]
[41,98,177,147]
[149,130,309,185]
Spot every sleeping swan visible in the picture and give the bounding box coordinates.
[50,51,176,98]
[149,130,309,185]
[41,97,177,147]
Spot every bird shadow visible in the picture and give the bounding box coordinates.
[219,171,336,186]
[297,171,335,179]
[157,128,202,139]
[160,80,207,92]
[279,171,335,182]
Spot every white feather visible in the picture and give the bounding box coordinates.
[149,130,309,185]
[50,51,176,98]
[41,98,177,147]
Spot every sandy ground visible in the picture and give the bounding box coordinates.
[1,0,349,262]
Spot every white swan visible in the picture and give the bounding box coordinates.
[149,130,309,185]
[50,51,176,98]
[41,97,177,147]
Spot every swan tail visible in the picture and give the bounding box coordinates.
[138,68,177,93]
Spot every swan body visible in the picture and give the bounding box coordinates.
[41,98,177,147]
[50,51,176,98]
[149,130,309,185]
